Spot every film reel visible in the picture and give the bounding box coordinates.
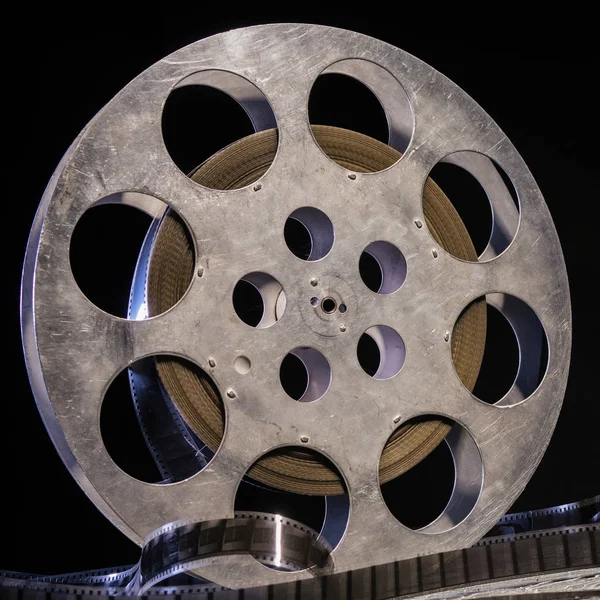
[21,24,571,589]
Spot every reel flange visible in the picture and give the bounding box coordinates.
[22,24,571,589]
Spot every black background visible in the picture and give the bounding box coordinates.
[4,12,598,574]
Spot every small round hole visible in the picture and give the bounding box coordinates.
[339,303,347,314]
[358,325,405,379]
[310,297,319,307]
[284,207,334,261]
[359,241,407,294]
[321,297,336,314]
[233,272,285,329]
[280,348,331,402]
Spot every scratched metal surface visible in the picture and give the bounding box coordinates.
[21,24,571,588]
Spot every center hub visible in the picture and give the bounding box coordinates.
[300,274,356,337]
[321,296,336,313]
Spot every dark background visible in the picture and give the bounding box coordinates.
[4,13,597,574]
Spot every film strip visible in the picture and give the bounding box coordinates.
[2,496,598,597]
[1,512,331,595]
[488,495,600,536]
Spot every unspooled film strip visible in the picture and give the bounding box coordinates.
[1,496,598,597]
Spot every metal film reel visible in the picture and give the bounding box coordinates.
[21,24,571,589]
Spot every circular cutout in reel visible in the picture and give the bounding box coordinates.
[22,24,570,589]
